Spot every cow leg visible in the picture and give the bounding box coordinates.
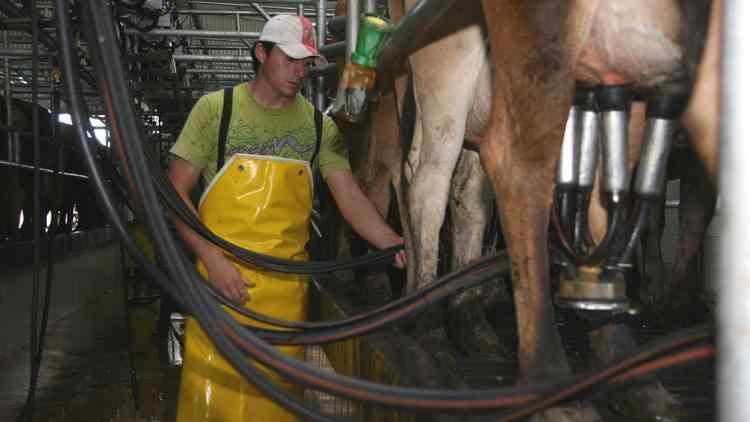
[669,150,716,313]
[481,2,605,421]
[445,149,508,358]
[402,14,486,315]
[589,323,682,420]
[348,91,405,306]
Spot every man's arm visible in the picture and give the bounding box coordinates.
[325,169,407,268]
[168,156,252,303]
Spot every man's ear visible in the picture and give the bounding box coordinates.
[254,43,267,64]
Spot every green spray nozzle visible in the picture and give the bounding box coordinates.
[351,14,392,69]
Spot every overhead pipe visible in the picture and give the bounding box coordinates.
[345,0,360,60]
[172,54,253,62]
[0,0,97,88]
[0,48,56,57]
[124,28,260,38]
[315,0,327,110]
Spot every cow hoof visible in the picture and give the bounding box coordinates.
[360,272,393,307]
[416,328,459,372]
[529,404,602,422]
[446,303,510,359]
[609,382,682,422]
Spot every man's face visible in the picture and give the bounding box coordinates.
[259,45,313,98]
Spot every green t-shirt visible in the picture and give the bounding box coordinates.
[170,83,350,185]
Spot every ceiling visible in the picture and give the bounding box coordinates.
[0,0,340,144]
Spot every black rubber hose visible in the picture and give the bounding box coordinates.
[617,199,652,266]
[581,198,625,265]
[80,0,547,412]
[573,189,594,253]
[213,252,507,333]
[243,253,508,345]
[21,2,43,420]
[497,324,712,421]
[74,2,340,419]
[149,151,400,274]
[75,0,718,416]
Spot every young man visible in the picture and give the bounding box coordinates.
[169,14,406,421]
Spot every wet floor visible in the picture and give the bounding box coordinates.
[0,278,715,421]
[0,287,180,422]
[0,279,353,422]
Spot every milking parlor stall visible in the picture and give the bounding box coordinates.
[1,0,745,421]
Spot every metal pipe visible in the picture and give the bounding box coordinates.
[345,0,359,60]
[721,1,750,421]
[363,0,377,14]
[557,105,581,186]
[185,68,252,74]
[377,0,460,73]
[0,48,56,57]
[178,9,267,16]
[600,110,629,195]
[190,0,321,4]
[124,28,261,39]
[4,31,14,163]
[316,0,327,110]
[173,54,253,62]
[0,157,89,180]
[578,109,600,188]
[633,118,676,197]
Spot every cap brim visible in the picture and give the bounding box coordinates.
[277,43,328,67]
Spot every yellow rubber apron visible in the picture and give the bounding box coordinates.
[177,154,313,422]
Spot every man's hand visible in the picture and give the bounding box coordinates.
[382,235,407,269]
[203,251,254,304]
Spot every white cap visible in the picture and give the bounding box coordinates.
[258,15,327,66]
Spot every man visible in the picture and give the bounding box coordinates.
[168,14,405,421]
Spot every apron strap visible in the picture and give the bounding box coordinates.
[310,108,322,166]
[216,86,234,171]
[217,87,321,169]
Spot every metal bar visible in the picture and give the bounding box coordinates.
[185,68,251,74]
[0,48,56,57]
[316,0,326,110]
[721,1,750,421]
[189,0,322,4]
[177,9,267,16]
[180,4,335,15]
[124,28,261,39]
[0,159,89,179]
[345,0,359,59]
[4,31,14,163]
[173,54,253,62]
[252,3,272,20]
[377,0,460,73]
[363,0,377,14]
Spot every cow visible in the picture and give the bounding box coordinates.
[475,0,720,420]
[331,0,511,359]
[336,0,720,418]
[0,96,109,242]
